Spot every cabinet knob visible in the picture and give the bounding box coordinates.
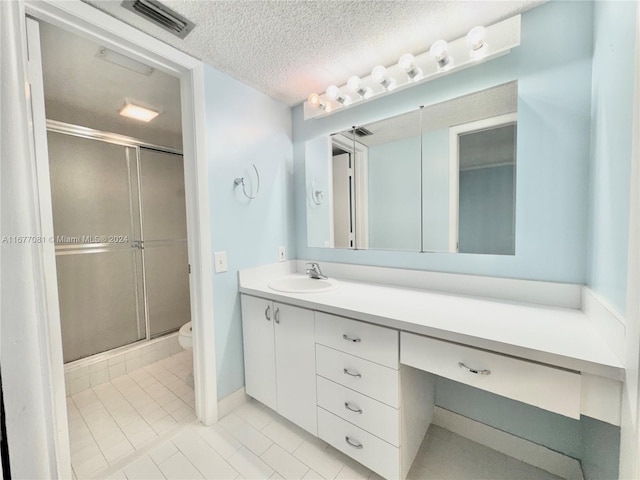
[343,368,362,379]
[265,306,271,321]
[345,436,363,449]
[458,362,491,376]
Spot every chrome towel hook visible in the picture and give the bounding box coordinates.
[234,164,260,200]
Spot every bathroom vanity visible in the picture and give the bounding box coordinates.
[238,262,624,479]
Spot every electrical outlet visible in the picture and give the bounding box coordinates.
[278,246,286,262]
[214,251,228,273]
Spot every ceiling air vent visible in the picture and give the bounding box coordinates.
[121,0,195,39]
[354,127,373,137]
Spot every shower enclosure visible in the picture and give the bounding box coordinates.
[47,121,191,363]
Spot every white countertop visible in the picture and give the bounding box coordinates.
[239,272,624,380]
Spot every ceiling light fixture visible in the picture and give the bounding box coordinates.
[303,15,521,120]
[119,101,161,122]
[96,47,155,76]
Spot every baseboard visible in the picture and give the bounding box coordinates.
[432,407,584,480]
[217,387,248,419]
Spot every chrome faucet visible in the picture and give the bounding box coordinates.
[305,262,327,280]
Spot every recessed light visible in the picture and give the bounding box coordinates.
[118,101,160,122]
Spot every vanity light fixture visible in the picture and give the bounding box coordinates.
[303,15,521,119]
[118,101,160,122]
[326,85,353,106]
[467,26,489,60]
[430,40,453,71]
[347,76,374,99]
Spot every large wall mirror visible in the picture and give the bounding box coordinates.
[305,81,518,255]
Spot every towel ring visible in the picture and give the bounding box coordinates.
[234,164,260,200]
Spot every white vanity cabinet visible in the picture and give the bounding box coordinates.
[240,294,317,435]
[314,312,434,480]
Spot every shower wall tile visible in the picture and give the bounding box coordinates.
[65,333,181,397]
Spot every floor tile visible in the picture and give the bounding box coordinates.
[172,429,239,479]
[228,446,274,480]
[261,417,309,453]
[260,443,309,480]
[124,455,166,480]
[157,451,205,480]
[196,424,242,459]
[234,400,275,430]
[230,422,274,456]
[149,441,180,465]
[292,440,344,480]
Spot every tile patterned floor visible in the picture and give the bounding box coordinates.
[68,353,564,480]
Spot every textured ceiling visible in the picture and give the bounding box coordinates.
[82,0,544,106]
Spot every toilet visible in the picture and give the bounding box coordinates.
[178,321,192,350]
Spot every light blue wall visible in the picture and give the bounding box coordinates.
[368,137,421,250]
[587,0,637,315]
[203,65,295,399]
[293,0,593,284]
[305,136,332,247]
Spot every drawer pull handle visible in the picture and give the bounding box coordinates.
[343,368,362,379]
[274,307,280,324]
[265,306,271,321]
[342,334,361,343]
[345,436,363,449]
[344,402,363,414]
[459,362,491,376]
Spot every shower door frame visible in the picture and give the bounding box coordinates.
[48,120,187,358]
[20,1,218,476]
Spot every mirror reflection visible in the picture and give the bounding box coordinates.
[305,81,517,255]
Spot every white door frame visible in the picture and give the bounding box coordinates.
[331,134,369,249]
[21,0,217,472]
[448,112,518,253]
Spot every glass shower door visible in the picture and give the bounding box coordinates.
[48,131,146,363]
[138,147,191,338]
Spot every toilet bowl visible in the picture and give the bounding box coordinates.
[178,321,193,350]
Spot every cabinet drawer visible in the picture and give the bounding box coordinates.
[318,407,399,480]
[316,344,399,408]
[401,332,581,419]
[316,376,399,446]
[315,312,399,368]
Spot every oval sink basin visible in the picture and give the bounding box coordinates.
[268,275,339,293]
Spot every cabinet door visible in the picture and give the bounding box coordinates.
[241,295,277,410]
[274,303,317,435]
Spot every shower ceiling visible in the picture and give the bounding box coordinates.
[82,0,546,106]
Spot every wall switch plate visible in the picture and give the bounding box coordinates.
[214,251,228,273]
[278,246,286,262]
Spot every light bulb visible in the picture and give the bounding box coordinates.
[399,53,416,72]
[308,93,321,108]
[430,40,454,70]
[362,88,374,99]
[467,26,489,60]
[371,65,397,91]
[466,26,487,51]
[326,85,352,106]
[398,53,423,81]
[347,76,363,93]
[371,65,387,83]
[326,85,340,101]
